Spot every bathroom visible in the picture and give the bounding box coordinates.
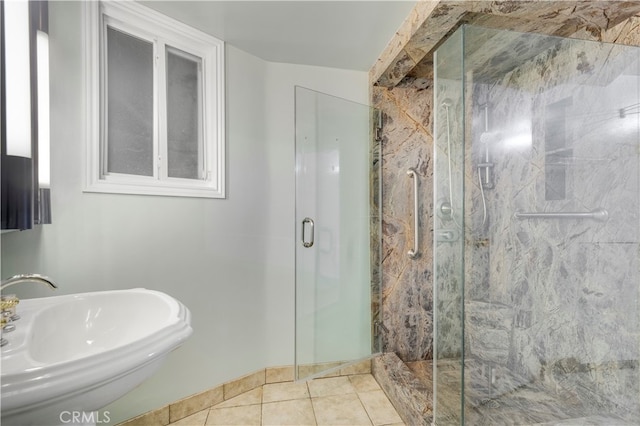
[3,1,640,425]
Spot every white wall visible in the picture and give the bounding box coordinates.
[0,1,368,424]
[262,63,370,366]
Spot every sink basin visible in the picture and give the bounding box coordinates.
[1,288,192,426]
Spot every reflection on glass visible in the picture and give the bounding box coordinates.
[106,27,154,176]
[166,46,203,180]
[434,25,640,425]
[294,87,378,380]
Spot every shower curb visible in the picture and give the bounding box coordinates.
[373,352,432,426]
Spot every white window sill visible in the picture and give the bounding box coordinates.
[84,179,225,199]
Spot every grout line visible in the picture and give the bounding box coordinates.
[260,382,264,426]
[203,408,211,426]
[355,390,376,426]
[307,381,319,426]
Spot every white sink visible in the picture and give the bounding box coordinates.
[1,288,192,426]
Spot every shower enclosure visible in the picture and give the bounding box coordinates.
[294,87,381,380]
[433,26,640,424]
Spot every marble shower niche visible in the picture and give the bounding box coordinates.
[431,25,640,425]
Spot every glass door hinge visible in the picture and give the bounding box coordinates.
[373,320,389,336]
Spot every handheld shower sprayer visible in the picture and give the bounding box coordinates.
[477,103,500,227]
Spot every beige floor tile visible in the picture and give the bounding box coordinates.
[358,390,404,426]
[130,372,404,426]
[297,362,342,379]
[205,404,261,425]
[266,366,295,383]
[349,374,381,393]
[170,409,209,425]
[213,387,262,409]
[263,381,310,403]
[312,394,372,426]
[308,376,356,398]
[339,359,372,376]
[262,399,316,425]
[223,370,266,400]
[119,406,169,426]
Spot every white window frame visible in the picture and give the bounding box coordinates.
[84,1,225,198]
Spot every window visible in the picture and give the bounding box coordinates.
[84,2,225,198]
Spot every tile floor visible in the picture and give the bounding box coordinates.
[168,374,405,426]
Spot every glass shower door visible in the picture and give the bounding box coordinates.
[434,25,640,425]
[294,86,379,380]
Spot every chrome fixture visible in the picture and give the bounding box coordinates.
[437,198,453,221]
[1,274,57,347]
[1,296,20,323]
[374,320,389,336]
[301,217,315,248]
[478,104,496,191]
[436,228,460,243]
[477,103,499,227]
[407,168,419,259]
[513,208,608,222]
[0,319,8,347]
[477,167,488,227]
[1,274,58,291]
[0,295,19,347]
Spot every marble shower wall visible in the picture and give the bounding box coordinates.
[372,84,434,362]
[370,2,640,424]
[370,0,640,375]
[463,27,640,415]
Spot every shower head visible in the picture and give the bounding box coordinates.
[441,98,453,108]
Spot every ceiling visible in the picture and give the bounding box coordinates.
[141,1,416,71]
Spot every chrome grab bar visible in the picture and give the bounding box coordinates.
[514,208,608,222]
[407,168,419,259]
[302,217,315,248]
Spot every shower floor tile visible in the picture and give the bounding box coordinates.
[167,374,406,426]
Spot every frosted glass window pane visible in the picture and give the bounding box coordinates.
[106,27,154,176]
[166,46,203,180]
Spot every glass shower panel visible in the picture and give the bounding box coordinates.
[295,86,379,380]
[434,25,640,425]
[433,27,466,426]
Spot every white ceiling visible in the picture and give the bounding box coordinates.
[141,1,416,71]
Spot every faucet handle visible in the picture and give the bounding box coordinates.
[1,297,19,310]
[0,317,8,347]
[1,295,20,322]
[0,314,14,333]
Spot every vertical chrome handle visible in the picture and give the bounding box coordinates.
[302,217,315,248]
[407,168,419,259]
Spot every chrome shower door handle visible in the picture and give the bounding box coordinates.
[302,217,315,248]
[407,168,419,259]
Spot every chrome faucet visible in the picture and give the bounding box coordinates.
[1,274,58,291]
[1,274,57,347]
